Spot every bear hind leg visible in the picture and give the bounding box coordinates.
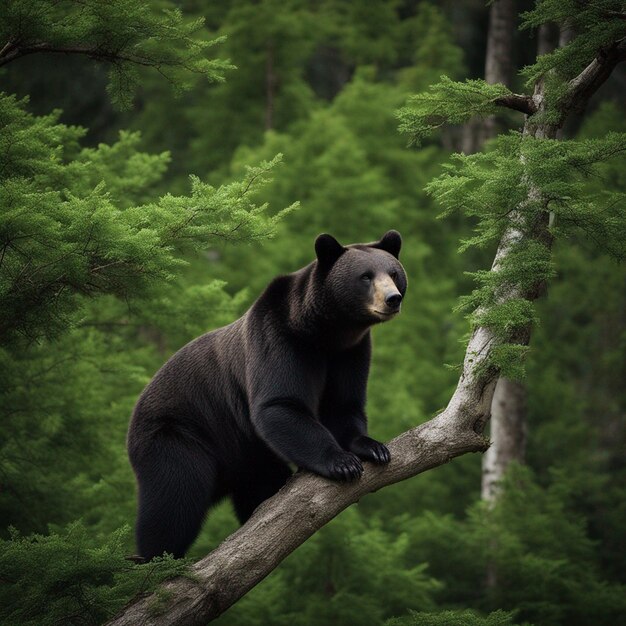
[231,459,291,525]
[134,434,219,560]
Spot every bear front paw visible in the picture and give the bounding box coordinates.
[350,436,391,465]
[325,450,363,482]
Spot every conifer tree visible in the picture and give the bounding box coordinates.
[0,0,295,540]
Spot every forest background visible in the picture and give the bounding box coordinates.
[1,1,625,625]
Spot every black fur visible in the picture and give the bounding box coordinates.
[127,231,407,560]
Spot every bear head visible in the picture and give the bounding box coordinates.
[314,230,407,325]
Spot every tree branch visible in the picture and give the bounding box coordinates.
[109,418,490,625]
[493,93,537,115]
[0,42,166,69]
[488,35,626,118]
[563,38,626,114]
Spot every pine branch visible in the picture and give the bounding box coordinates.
[0,42,192,70]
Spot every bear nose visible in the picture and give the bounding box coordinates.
[385,293,402,308]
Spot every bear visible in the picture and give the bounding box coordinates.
[127,230,407,560]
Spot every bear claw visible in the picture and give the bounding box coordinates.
[350,436,391,465]
[326,451,363,482]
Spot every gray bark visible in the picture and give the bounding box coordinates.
[109,419,490,626]
[105,38,626,626]
[479,23,626,507]
[480,0,525,507]
[481,378,527,501]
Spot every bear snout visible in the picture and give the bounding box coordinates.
[385,293,402,310]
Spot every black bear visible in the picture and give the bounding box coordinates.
[127,230,407,560]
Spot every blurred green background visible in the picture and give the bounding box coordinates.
[0,1,624,625]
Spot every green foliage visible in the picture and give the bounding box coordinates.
[386,609,521,626]
[520,1,626,85]
[397,77,513,146]
[396,3,466,90]
[471,466,626,626]
[1,0,233,107]
[2,2,626,625]
[0,92,294,537]
[400,466,626,626]
[0,93,294,345]
[0,522,189,626]
[323,0,402,67]
[149,0,322,179]
[420,130,626,376]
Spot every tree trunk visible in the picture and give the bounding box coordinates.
[462,0,516,153]
[482,0,516,141]
[265,41,276,131]
[537,21,559,57]
[481,378,527,501]
[481,16,582,509]
[479,0,525,512]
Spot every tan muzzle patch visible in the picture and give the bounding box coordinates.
[368,274,400,318]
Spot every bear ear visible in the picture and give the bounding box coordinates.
[372,230,402,259]
[315,233,346,269]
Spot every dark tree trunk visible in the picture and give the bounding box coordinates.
[265,42,277,131]
[537,21,559,56]
[462,0,516,154]
[481,0,517,142]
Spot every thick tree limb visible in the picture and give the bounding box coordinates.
[494,93,537,115]
[109,419,489,626]
[563,38,626,114]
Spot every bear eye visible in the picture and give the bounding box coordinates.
[360,272,372,282]
[390,270,398,279]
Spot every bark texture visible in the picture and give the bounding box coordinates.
[105,35,625,626]
[481,378,527,501]
[479,0,526,506]
[481,25,626,506]
[109,419,489,626]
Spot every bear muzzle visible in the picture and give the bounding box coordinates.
[369,275,402,319]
